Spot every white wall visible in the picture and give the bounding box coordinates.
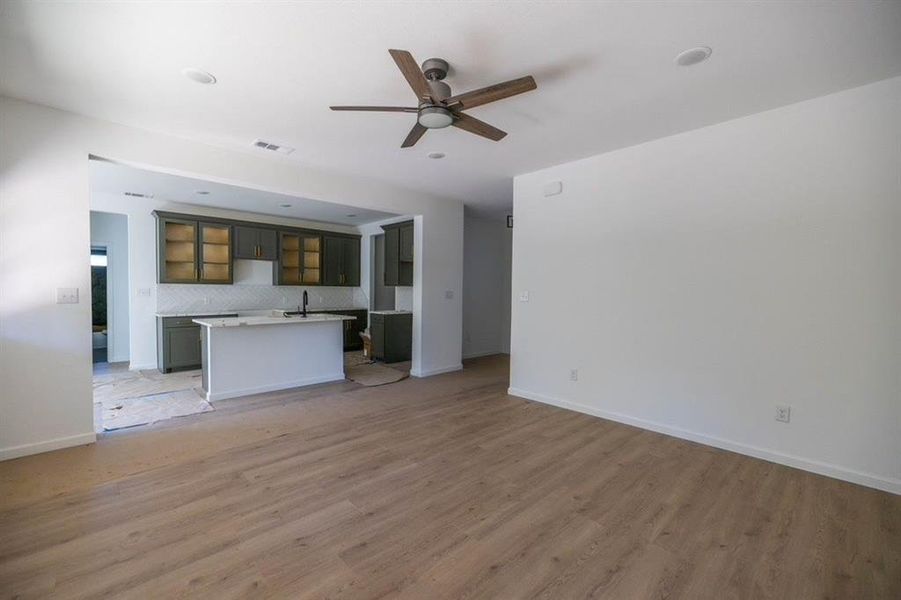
[0,96,463,460]
[462,213,512,359]
[89,211,129,362]
[510,76,901,494]
[90,190,366,370]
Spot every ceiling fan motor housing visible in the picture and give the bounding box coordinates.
[421,58,449,80]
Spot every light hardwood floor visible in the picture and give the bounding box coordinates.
[1,355,898,599]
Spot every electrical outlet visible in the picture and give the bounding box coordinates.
[445,290,454,299]
[519,291,529,302]
[137,287,151,297]
[56,287,79,304]
[775,406,791,423]
[569,369,579,382]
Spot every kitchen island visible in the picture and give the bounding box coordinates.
[193,313,355,401]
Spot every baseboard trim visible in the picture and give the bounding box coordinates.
[507,387,900,495]
[462,350,508,360]
[412,363,464,378]
[206,373,346,401]
[0,432,97,462]
[128,362,157,371]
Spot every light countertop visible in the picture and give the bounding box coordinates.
[157,307,367,318]
[193,314,357,328]
[369,310,413,315]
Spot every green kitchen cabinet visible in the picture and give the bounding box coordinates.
[156,314,236,373]
[315,309,367,351]
[322,235,360,286]
[154,210,359,287]
[370,311,412,363]
[382,220,413,286]
[156,214,233,284]
[276,231,321,285]
[234,225,277,260]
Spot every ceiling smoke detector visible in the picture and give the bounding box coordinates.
[427,152,446,159]
[195,190,210,195]
[123,191,153,198]
[181,67,217,84]
[675,46,713,67]
[279,203,293,208]
[252,139,295,155]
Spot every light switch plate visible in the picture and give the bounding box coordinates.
[56,287,79,304]
[137,287,151,297]
[519,291,529,302]
[445,290,454,299]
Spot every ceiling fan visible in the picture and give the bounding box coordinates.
[330,49,537,148]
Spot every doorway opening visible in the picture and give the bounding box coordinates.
[90,246,108,364]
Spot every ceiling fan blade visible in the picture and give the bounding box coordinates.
[389,49,432,101]
[443,75,537,110]
[401,122,428,148]
[452,112,507,141]
[330,106,418,113]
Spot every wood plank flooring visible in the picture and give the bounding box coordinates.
[1,355,898,599]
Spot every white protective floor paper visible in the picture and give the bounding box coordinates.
[97,388,214,431]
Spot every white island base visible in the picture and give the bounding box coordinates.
[194,314,354,401]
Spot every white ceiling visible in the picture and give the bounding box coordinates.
[90,159,398,226]
[3,1,901,214]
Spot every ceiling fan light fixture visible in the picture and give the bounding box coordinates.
[418,106,454,129]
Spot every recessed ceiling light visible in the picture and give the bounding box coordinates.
[279,203,292,208]
[427,152,446,160]
[675,46,712,67]
[195,190,210,195]
[182,67,217,84]
[346,214,357,218]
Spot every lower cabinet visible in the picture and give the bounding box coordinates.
[157,314,236,373]
[370,312,412,363]
[313,309,367,351]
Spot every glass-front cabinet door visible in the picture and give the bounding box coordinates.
[279,232,302,285]
[278,232,321,285]
[160,218,198,283]
[301,235,321,284]
[199,223,232,283]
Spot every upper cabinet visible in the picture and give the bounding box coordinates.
[322,235,361,287]
[234,226,277,260]
[276,231,321,286]
[156,214,233,284]
[199,222,233,283]
[155,211,360,287]
[159,217,198,283]
[382,220,413,286]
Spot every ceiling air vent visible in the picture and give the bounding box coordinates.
[252,139,295,155]
[124,191,153,198]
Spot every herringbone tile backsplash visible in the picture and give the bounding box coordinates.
[157,284,367,314]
